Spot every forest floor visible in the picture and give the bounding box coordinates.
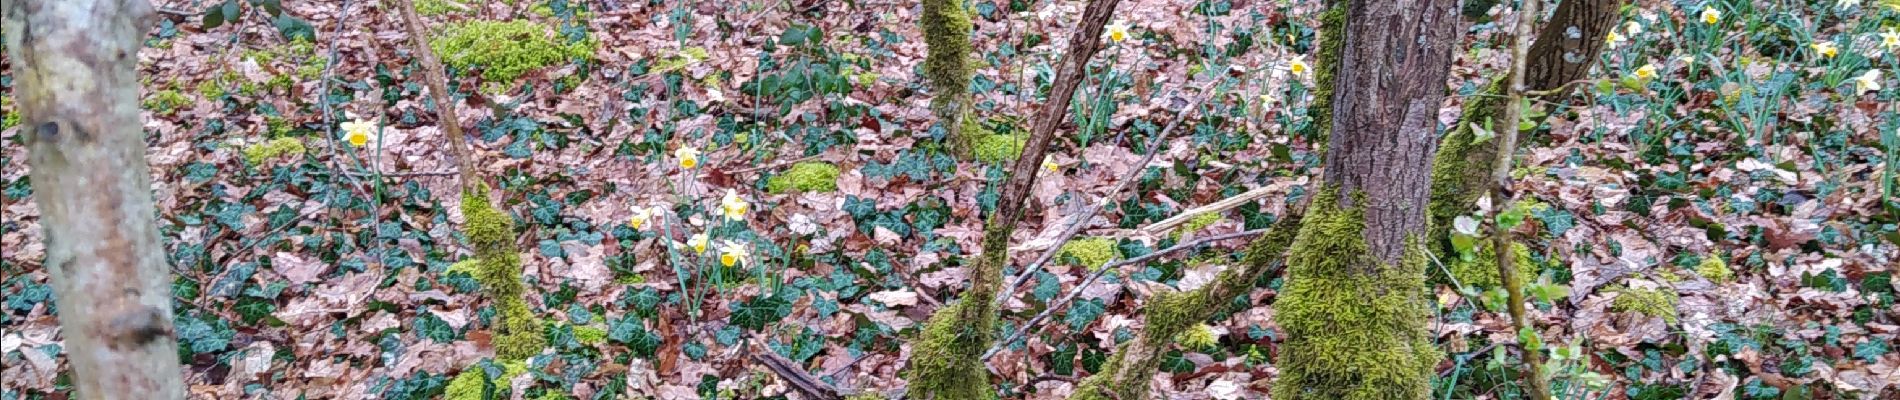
[1,0,1897,399]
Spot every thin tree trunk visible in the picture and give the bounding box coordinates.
[904,0,1122,397]
[921,0,974,153]
[1273,0,1460,398]
[1494,0,1549,397]
[2,0,186,398]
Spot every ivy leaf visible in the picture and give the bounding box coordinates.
[272,14,315,42]
[414,312,455,343]
[731,296,792,331]
[1065,298,1107,330]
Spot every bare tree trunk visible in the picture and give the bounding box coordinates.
[2,0,186,399]
[1272,0,1461,398]
[1525,0,1623,92]
[904,0,1123,397]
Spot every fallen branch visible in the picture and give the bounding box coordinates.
[1135,182,1285,235]
[980,228,1269,361]
[993,86,1218,307]
[751,345,844,400]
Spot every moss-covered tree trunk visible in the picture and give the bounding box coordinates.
[2,1,187,398]
[904,0,1124,397]
[921,0,974,153]
[1272,0,1461,398]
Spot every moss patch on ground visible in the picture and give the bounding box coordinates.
[242,137,306,165]
[444,361,527,400]
[970,132,1026,164]
[432,20,596,82]
[766,162,841,193]
[1609,285,1680,324]
[1059,237,1118,270]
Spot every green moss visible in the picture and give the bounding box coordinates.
[241,137,307,165]
[460,187,545,361]
[1696,255,1733,283]
[765,162,841,193]
[1308,2,1346,144]
[432,20,596,82]
[1176,213,1224,238]
[417,0,471,16]
[1059,237,1119,270]
[445,361,528,400]
[144,89,192,114]
[970,132,1026,164]
[1,96,17,130]
[574,325,607,345]
[921,0,974,147]
[1272,189,1438,400]
[1175,323,1219,351]
[196,80,226,99]
[1609,286,1680,324]
[1447,241,1537,289]
[904,301,998,400]
[1428,75,1507,253]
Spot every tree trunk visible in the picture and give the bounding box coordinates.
[1525,0,1623,92]
[1272,0,1460,398]
[1427,0,1623,275]
[904,0,1122,397]
[921,0,974,153]
[2,1,186,399]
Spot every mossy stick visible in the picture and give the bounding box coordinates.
[980,228,1270,361]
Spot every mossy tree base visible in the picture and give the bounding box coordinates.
[1271,190,1439,400]
[461,187,547,361]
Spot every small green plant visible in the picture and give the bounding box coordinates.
[144,89,192,114]
[241,137,306,165]
[766,162,841,193]
[416,0,471,16]
[431,20,596,82]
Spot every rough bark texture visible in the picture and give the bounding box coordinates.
[2,0,187,398]
[905,0,1123,397]
[1319,0,1460,265]
[1524,0,1623,92]
[1273,0,1460,398]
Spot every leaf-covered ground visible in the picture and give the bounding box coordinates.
[1,0,1897,399]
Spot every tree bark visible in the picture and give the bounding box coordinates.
[2,0,186,399]
[1273,0,1460,398]
[1524,0,1623,92]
